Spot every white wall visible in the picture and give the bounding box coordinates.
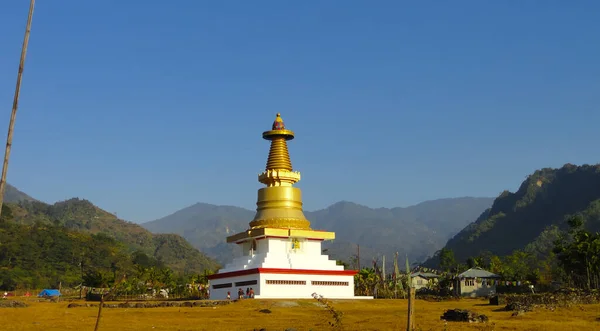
[257,273,355,299]
[209,273,355,300]
[459,279,497,297]
[209,274,260,300]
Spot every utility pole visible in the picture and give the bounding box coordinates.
[382,255,386,281]
[0,0,36,218]
[406,254,415,331]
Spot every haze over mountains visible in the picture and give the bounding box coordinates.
[143,197,494,267]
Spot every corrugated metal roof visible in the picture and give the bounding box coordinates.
[410,272,440,279]
[458,267,500,278]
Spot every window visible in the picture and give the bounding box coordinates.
[212,283,232,289]
[235,280,258,287]
[266,280,306,285]
[465,279,474,286]
[311,281,349,286]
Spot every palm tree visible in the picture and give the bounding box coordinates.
[160,268,174,289]
[356,268,377,296]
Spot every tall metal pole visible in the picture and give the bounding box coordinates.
[0,0,36,218]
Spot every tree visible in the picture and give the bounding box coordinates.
[439,248,457,273]
[553,215,600,289]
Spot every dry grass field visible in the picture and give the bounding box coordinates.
[1,298,599,331]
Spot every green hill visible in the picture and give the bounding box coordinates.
[6,197,219,276]
[143,197,494,268]
[426,163,600,267]
[0,204,146,289]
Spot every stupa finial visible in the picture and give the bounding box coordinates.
[261,113,296,174]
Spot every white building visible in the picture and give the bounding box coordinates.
[455,267,501,297]
[410,272,440,290]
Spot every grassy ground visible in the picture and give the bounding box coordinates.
[0,297,599,330]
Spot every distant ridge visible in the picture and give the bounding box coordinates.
[143,197,494,268]
[4,183,38,203]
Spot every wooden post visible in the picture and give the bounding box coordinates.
[93,294,104,331]
[93,274,126,331]
[406,287,415,331]
[0,0,35,218]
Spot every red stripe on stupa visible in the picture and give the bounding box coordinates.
[207,268,358,280]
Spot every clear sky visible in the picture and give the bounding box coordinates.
[0,1,598,223]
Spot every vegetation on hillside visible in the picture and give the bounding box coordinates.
[0,204,154,289]
[9,198,219,275]
[431,164,600,263]
[0,196,220,290]
[422,164,600,291]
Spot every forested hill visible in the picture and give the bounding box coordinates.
[1,204,150,289]
[5,198,219,276]
[425,163,600,266]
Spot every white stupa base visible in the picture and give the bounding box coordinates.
[209,268,358,300]
[208,236,366,300]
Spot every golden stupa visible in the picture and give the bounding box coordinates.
[227,113,334,243]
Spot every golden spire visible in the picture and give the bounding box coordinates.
[258,113,299,186]
[263,113,293,171]
[249,113,310,230]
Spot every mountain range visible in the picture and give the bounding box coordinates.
[6,162,600,277]
[142,197,494,268]
[5,161,600,290]
[5,182,494,271]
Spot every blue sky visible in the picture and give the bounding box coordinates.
[0,1,598,223]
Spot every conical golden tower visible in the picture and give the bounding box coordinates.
[226,113,334,244]
[249,113,311,230]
